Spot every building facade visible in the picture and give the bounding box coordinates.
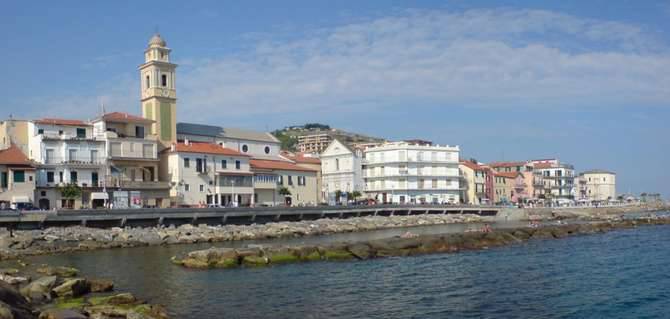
[162,141,252,206]
[363,142,460,204]
[532,160,575,199]
[459,160,491,205]
[0,145,36,209]
[577,170,616,201]
[320,139,364,203]
[297,133,332,154]
[281,151,323,203]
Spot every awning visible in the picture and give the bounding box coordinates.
[11,196,31,203]
[91,192,109,200]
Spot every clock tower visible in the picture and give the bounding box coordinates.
[139,33,177,146]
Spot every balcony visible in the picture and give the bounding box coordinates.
[41,156,106,167]
[108,138,158,161]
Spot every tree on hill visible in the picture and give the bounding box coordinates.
[272,130,298,151]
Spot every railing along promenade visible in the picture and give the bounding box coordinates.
[0,204,501,230]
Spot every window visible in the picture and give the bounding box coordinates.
[221,160,227,169]
[184,184,190,191]
[13,170,25,183]
[47,172,55,183]
[242,145,248,153]
[432,179,438,188]
[92,172,98,186]
[58,130,63,135]
[38,129,44,135]
[335,158,340,171]
[278,175,283,185]
[288,176,293,185]
[161,74,167,87]
[184,158,190,168]
[264,146,270,154]
[145,75,150,89]
[59,172,63,183]
[135,126,145,138]
[196,158,204,173]
[199,185,204,192]
[70,171,78,183]
[76,128,86,138]
[235,160,241,169]
[90,150,98,163]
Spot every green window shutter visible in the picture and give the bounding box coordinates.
[1,172,7,188]
[13,170,25,183]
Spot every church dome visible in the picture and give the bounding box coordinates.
[148,33,167,47]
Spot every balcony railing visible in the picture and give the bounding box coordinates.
[42,156,106,166]
[105,177,169,189]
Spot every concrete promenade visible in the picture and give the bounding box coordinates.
[0,205,502,229]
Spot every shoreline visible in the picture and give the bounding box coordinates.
[0,205,666,261]
[173,214,670,270]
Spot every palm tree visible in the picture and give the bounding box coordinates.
[278,186,292,206]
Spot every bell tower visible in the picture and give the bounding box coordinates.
[139,33,177,147]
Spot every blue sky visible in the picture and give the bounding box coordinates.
[1,0,669,198]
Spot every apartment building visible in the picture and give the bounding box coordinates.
[532,159,575,199]
[363,141,460,204]
[459,160,492,205]
[297,133,332,153]
[281,151,323,203]
[162,141,252,206]
[0,145,36,209]
[29,119,106,209]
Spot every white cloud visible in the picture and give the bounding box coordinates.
[171,8,670,118]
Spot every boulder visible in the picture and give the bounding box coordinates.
[0,274,29,285]
[36,266,78,278]
[38,309,87,319]
[265,248,299,264]
[241,255,269,267]
[89,293,136,306]
[51,279,90,298]
[20,276,57,301]
[346,244,374,260]
[289,246,321,261]
[0,282,34,319]
[88,279,114,293]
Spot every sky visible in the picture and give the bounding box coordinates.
[1,0,669,198]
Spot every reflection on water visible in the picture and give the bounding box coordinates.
[11,220,670,318]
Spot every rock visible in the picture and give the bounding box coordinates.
[0,274,29,285]
[89,293,136,306]
[36,266,78,278]
[319,246,354,261]
[0,282,34,319]
[241,255,269,266]
[38,309,87,319]
[265,248,299,264]
[346,244,374,260]
[0,270,19,276]
[20,276,57,302]
[88,279,113,293]
[51,279,90,298]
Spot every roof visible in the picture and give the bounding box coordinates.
[177,122,224,137]
[176,122,279,143]
[460,160,485,171]
[148,33,167,47]
[172,142,248,157]
[34,118,90,127]
[99,112,154,124]
[281,151,321,164]
[581,169,616,175]
[533,163,555,169]
[0,145,33,166]
[495,171,521,178]
[488,161,527,168]
[223,127,280,143]
[250,159,317,172]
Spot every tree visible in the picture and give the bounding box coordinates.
[58,183,82,209]
[334,190,342,203]
[351,191,362,201]
[278,186,292,206]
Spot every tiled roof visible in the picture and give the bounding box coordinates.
[281,151,321,164]
[34,118,90,126]
[533,163,554,169]
[101,112,154,123]
[0,145,33,166]
[173,142,248,157]
[250,159,317,172]
[488,161,527,167]
[460,160,485,170]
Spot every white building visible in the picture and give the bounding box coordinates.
[28,119,107,209]
[532,159,576,199]
[363,141,461,204]
[162,141,252,206]
[577,170,616,201]
[320,139,365,203]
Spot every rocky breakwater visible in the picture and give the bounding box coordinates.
[172,216,670,270]
[0,264,168,319]
[0,214,482,259]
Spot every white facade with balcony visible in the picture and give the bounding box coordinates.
[363,142,460,204]
[320,139,364,202]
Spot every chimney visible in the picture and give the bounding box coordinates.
[170,143,176,152]
[185,139,190,146]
